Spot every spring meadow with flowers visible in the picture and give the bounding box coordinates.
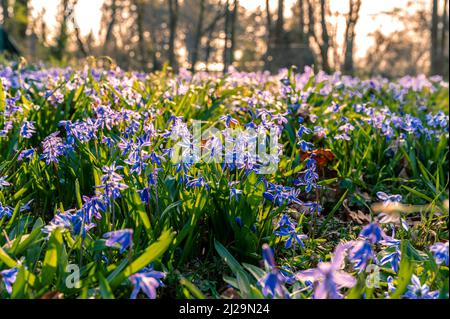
[0,61,448,300]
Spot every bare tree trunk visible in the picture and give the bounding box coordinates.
[264,0,272,69]
[203,8,224,72]
[299,0,306,43]
[103,0,118,54]
[1,0,9,26]
[274,0,284,46]
[342,0,361,74]
[52,0,71,61]
[12,0,28,40]
[319,0,330,73]
[223,0,231,73]
[69,0,88,58]
[431,0,439,74]
[229,0,238,67]
[439,0,448,72]
[168,0,179,71]
[191,0,205,72]
[135,0,147,70]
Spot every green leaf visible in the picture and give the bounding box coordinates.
[110,229,175,288]
[98,272,115,299]
[179,277,206,299]
[390,241,414,299]
[40,229,63,287]
[0,246,17,268]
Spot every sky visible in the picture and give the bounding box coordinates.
[30,0,420,59]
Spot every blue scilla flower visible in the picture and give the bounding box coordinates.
[235,216,244,228]
[129,265,166,299]
[297,125,312,139]
[103,229,133,254]
[0,175,10,190]
[380,249,401,273]
[259,244,289,298]
[274,214,307,249]
[42,210,96,239]
[403,275,439,299]
[300,201,322,215]
[359,223,385,244]
[98,162,129,200]
[230,188,243,201]
[18,148,35,161]
[263,183,302,207]
[0,267,18,294]
[20,121,36,139]
[334,133,351,141]
[82,195,106,222]
[186,176,210,190]
[259,270,289,298]
[220,114,239,127]
[297,140,314,152]
[376,191,402,203]
[0,201,13,219]
[296,242,356,299]
[430,241,449,266]
[138,188,151,204]
[262,244,276,268]
[350,240,376,272]
[40,131,67,165]
[379,232,401,272]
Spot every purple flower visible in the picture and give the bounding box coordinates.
[274,214,307,249]
[98,162,129,200]
[230,187,243,201]
[186,176,210,190]
[103,229,133,253]
[0,267,18,294]
[259,244,289,298]
[18,148,35,161]
[220,114,239,127]
[20,121,36,139]
[297,140,314,152]
[42,210,96,238]
[376,191,402,203]
[0,175,10,190]
[403,275,439,299]
[0,201,13,219]
[297,125,312,139]
[40,132,67,164]
[430,241,449,266]
[350,240,376,272]
[359,223,385,244]
[129,266,165,299]
[296,242,356,299]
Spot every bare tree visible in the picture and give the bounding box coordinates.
[52,0,72,61]
[223,0,231,72]
[103,0,118,54]
[168,0,179,70]
[1,0,9,24]
[342,0,362,74]
[439,0,448,73]
[134,0,147,69]
[13,0,28,39]
[318,0,331,73]
[431,0,439,74]
[308,0,331,73]
[191,0,205,71]
[229,0,238,67]
[264,0,272,69]
[298,0,305,43]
